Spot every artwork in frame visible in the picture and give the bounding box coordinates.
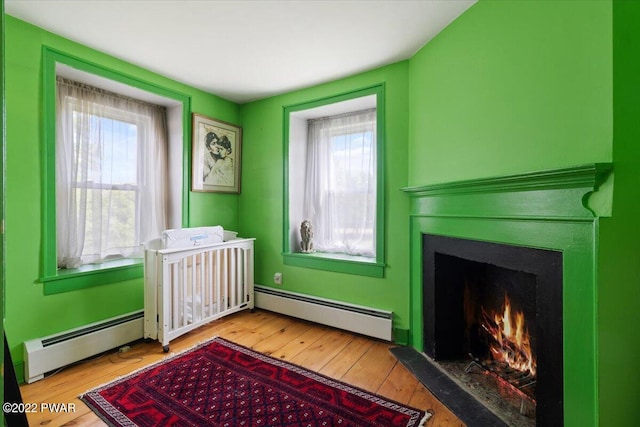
[192,113,242,193]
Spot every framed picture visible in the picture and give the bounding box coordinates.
[191,113,242,193]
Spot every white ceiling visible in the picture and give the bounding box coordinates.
[6,0,476,104]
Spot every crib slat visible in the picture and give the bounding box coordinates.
[194,252,205,323]
[181,258,187,328]
[213,250,219,314]
[242,249,248,303]
[172,263,179,331]
[191,254,195,324]
[220,248,229,310]
[160,256,172,339]
[202,251,213,317]
[236,248,242,304]
[190,256,194,324]
[228,248,235,308]
[238,249,242,304]
[209,250,213,314]
[187,256,192,326]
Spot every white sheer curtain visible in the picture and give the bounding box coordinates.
[303,109,376,257]
[56,77,168,268]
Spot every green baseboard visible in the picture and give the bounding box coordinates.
[14,361,25,384]
[392,328,410,346]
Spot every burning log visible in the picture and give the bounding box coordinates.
[480,296,536,376]
[466,355,537,402]
[487,332,534,371]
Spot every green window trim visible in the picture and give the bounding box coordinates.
[282,84,386,277]
[41,46,191,294]
[283,253,384,278]
[41,260,143,295]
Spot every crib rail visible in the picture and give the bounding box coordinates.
[144,238,254,351]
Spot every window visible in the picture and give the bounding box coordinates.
[41,48,190,294]
[283,85,385,277]
[304,109,377,256]
[56,78,168,268]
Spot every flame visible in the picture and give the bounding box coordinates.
[482,294,536,376]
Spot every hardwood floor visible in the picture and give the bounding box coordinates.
[19,309,465,426]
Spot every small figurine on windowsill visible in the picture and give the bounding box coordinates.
[300,219,315,253]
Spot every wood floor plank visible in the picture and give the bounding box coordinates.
[176,309,279,349]
[230,311,297,348]
[19,309,465,427]
[376,362,422,405]
[318,334,373,379]
[339,340,397,392]
[268,322,333,361]
[250,319,314,356]
[409,385,466,427]
[288,328,354,372]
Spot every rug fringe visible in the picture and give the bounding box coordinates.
[417,409,433,427]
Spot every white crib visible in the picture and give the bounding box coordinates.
[144,230,255,352]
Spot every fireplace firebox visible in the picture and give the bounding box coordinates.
[422,234,563,427]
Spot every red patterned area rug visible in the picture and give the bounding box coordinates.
[80,337,430,427]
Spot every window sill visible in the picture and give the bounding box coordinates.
[41,258,143,295]
[283,252,385,278]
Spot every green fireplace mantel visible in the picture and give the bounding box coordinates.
[402,163,613,220]
[403,163,612,427]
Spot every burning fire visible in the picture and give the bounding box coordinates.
[482,294,536,376]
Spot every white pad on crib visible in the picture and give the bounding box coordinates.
[162,226,224,249]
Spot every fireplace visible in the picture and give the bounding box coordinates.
[422,234,563,426]
[401,164,609,426]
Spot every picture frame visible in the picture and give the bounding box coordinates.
[191,113,242,193]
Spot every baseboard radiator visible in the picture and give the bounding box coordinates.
[23,310,144,384]
[254,286,393,341]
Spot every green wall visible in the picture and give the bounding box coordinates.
[239,62,411,338]
[408,0,612,186]
[3,16,241,378]
[599,1,640,425]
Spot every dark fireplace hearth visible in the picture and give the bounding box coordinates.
[421,234,563,427]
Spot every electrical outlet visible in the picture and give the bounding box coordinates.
[273,272,282,285]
